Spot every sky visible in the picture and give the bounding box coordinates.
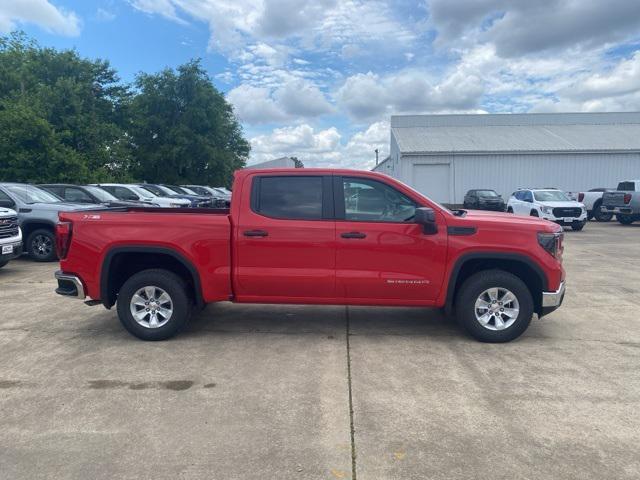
[3,0,640,169]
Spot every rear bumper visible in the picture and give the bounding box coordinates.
[602,206,636,215]
[540,281,565,317]
[54,270,86,299]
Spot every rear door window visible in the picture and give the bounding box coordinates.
[253,176,324,220]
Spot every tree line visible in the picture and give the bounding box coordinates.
[0,32,250,187]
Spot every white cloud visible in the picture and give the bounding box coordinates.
[337,68,484,121]
[0,0,81,36]
[228,78,333,124]
[428,0,640,58]
[125,0,422,58]
[249,121,388,169]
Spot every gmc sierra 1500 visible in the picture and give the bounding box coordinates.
[54,169,566,343]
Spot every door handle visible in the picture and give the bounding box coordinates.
[243,230,268,237]
[341,231,367,239]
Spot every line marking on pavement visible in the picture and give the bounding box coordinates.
[345,306,357,480]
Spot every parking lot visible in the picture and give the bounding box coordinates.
[0,221,639,479]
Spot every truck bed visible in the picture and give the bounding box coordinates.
[59,207,233,303]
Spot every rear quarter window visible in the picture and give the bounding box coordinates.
[252,176,324,220]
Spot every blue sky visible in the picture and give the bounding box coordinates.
[3,0,640,168]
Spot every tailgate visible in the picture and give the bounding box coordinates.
[602,192,625,206]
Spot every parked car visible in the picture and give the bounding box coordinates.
[0,183,97,261]
[0,207,22,268]
[135,184,212,208]
[55,168,566,343]
[182,185,230,207]
[507,188,587,231]
[40,184,157,208]
[602,180,640,225]
[95,184,190,209]
[463,189,505,211]
[575,188,614,222]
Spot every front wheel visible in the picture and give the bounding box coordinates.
[116,269,193,341]
[571,222,585,231]
[0,260,8,269]
[26,228,57,262]
[455,270,533,342]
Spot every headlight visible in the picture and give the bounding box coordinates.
[538,231,564,260]
[541,206,552,214]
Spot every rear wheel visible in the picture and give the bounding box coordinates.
[617,214,635,225]
[507,207,513,213]
[455,270,534,343]
[593,201,613,222]
[116,269,192,341]
[530,210,539,217]
[26,228,57,262]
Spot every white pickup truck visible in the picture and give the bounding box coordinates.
[0,207,22,268]
[576,188,614,222]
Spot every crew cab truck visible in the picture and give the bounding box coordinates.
[602,180,640,225]
[55,169,566,343]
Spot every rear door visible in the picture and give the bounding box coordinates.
[334,175,447,304]
[234,174,336,301]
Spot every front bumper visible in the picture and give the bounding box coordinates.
[541,212,587,226]
[0,241,23,262]
[54,271,86,299]
[540,281,565,317]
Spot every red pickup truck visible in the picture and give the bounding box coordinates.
[55,168,566,342]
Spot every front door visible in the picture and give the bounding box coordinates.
[334,176,448,304]
[234,174,336,301]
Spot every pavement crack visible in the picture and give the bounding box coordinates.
[345,306,357,480]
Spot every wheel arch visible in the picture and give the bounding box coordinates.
[445,253,548,316]
[100,246,204,309]
[21,220,56,241]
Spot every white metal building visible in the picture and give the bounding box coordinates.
[245,156,296,169]
[374,112,640,204]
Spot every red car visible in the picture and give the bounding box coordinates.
[54,168,565,342]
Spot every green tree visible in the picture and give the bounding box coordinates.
[128,60,249,186]
[0,32,132,183]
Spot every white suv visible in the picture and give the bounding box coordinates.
[507,188,587,231]
[0,207,22,268]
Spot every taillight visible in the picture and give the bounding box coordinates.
[537,231,564,261]
[578,193,584,202]
[624,193,632,204]
[55,222,73,259]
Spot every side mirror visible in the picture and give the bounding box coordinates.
[415,207,438,235]
[0,199,15,209]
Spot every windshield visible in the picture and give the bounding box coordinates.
[213,188,230,196]
[163,185,184,194]
[84,185,118,201]
[5,184,61,204]
[139,185,165,196]
[476,190,498,197]
[180,186,197,195]
[534,190,570,202]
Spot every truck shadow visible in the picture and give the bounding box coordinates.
[182,303,461,339]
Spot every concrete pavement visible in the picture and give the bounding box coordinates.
[1,221,639,479]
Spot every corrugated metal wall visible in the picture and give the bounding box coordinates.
[403,152,640,203]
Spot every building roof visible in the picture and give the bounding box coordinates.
[391,112,640,154]
[245,156,296,169]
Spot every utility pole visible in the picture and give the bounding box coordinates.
[375,149,379,165]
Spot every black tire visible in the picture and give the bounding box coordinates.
[530,210,539,217]
[571,222,585,231]
[507,207,513,213]
[116,269,192,341]
[26,228,57,262]
[455,270,534,343]
[617,214,635,225]
[0,260,8,269]
[592,201,613,222]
